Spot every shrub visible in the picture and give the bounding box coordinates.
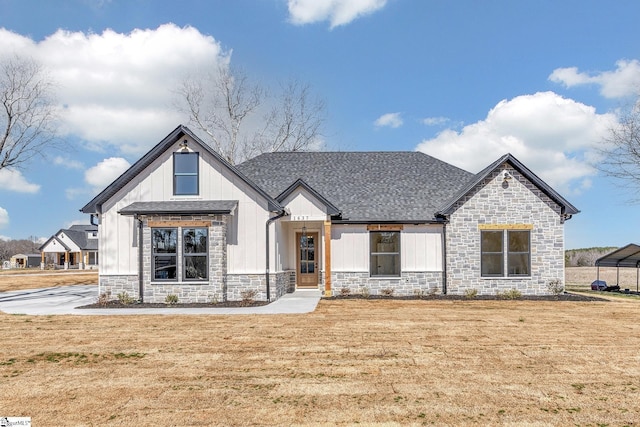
[412,289,425,298]
[117,292,135,305]
[497,289,522,300]
[464,288,478,299]
[547,279,564,296]
[380,288,395,297]
[339,287,351,297]
[427,286,439,297]
[240,289,257,306]
[165,294,179,305]
[96,291,111,307]
[359,287,370,298]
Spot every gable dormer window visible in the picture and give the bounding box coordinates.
[174,152,199,195]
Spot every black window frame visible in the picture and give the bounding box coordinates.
[369,231,401,277]
[182,227,208,281]
[173,152,199,196]
[152,227,178,281]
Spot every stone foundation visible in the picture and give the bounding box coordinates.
[330,271,443,296]
[99,275,138,299]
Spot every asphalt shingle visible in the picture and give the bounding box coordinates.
[237,152,474,222]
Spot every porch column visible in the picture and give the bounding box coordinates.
[64,251,69,270]
[40,252,45,270]
[79,251,85,270]
[324,220,332,296]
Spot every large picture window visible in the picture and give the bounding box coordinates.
[152,228,177,280]
[481,230,530,277]
[174,152,199,195]
[370,231,400,276]
[183,228,208,281]
[152,226,209,282]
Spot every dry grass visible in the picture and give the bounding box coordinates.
[0,270,98,292]
[566,267,640,293]
[1,298,639,425]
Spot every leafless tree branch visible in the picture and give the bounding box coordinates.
[176,66,325,165]
[0,55,59,171]
[596,100,640,201]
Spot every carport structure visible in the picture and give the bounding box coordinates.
[595,243,640,292]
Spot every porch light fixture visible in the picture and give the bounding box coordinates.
[502,171,512,183]
[179,140,189,152]
[302,224,307,239]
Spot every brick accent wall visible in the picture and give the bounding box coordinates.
[445,165,565,296]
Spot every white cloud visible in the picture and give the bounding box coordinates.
[374,112,403,128]
[84,157,131,191]
[0,169,40,193]
[288,0,387,28]
[415,92,617,194]
[549,59,640,99]
[54,156,84,170]
[0,206,9,228]
[0,24,230,155]
[422,116,450,126]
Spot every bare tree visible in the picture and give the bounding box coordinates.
[176,66,325,165]
[597,100,640,199]
[0,55,59,171]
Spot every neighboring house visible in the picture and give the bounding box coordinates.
[81,125,578,303]
[39,224,99,269]
[9,254,41,269]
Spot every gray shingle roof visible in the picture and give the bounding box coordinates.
[119,200,238,216]
[236,152,474,222]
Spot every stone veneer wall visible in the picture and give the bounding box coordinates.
[445,165,565,296]
[330,271,443,296]
[99,275,138,298]
[227,271,295,301]
[141,214,228,303]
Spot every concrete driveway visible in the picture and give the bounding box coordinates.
[0,285,321,315]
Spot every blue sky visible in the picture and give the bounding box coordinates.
[0,0,639,249]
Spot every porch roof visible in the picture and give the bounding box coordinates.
[118,200,238,216]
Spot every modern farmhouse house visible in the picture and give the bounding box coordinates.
[81,125,578,303]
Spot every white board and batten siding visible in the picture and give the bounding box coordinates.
[331,224,443,272]
[99,138,272,276]
[280,187,329,221]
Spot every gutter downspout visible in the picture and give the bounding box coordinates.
[265,210,287,302]
[136,215,144,303]
[442,220,447,295]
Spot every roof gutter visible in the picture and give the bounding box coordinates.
[265,210,288,301]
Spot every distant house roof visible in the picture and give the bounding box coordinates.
[38,225,98,252]
[119,200,238,216]
[436,153,580,217]
[236,151,474,222]
[80,125,282,214]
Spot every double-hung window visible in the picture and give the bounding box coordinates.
[370,231,400,276]
[152,228,177,280]
[481,229,530,277]
[174,152,199,195]
[183,228,208,281]
[152,227,208,282]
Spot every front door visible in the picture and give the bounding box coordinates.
[296,232,318,288]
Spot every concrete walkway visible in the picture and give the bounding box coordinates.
[0,285,321,315]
